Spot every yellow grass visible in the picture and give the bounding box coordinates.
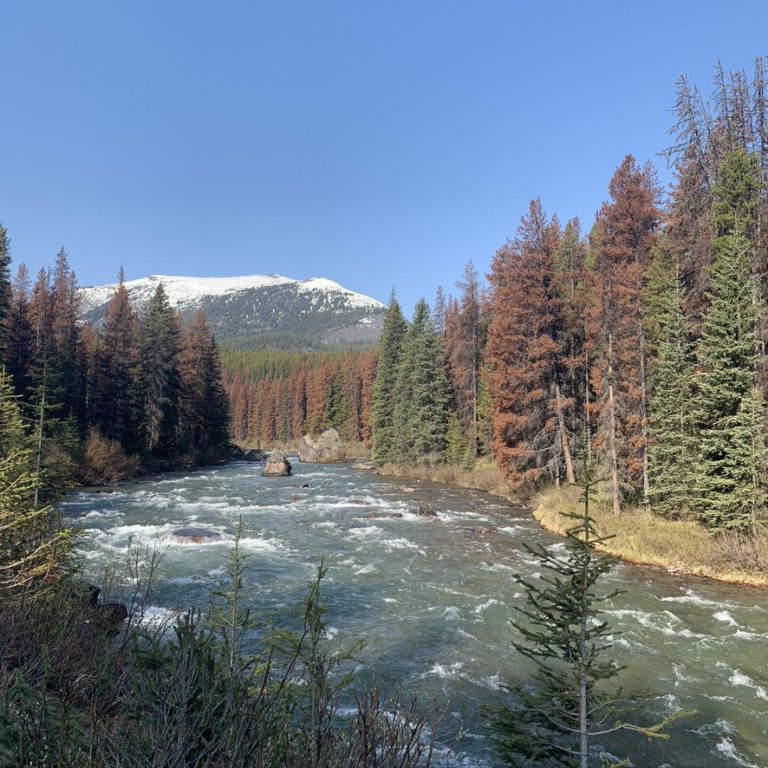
[375,460,515,497]
[534,487,768,587]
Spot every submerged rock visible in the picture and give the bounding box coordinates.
[168,527,224,544]
[298,429,345,463]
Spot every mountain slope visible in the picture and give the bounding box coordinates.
[80,274,385,349]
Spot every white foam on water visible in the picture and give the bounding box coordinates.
[312,521,338,530]
[238,536,280,553]
[715,737,761,768]
[604,608,705,639]
[381,537,423,553]
[714,610,739,626]
[473,598,502,615]
[382,597,398,604]
[353,563,377,575]
[324,626,339,640]
[659,588,726,608]
[139,605,180,628]
[421,661,464,679]
[347,526,382,538]
[443,606,461,620]
[728,670,768,700]
[735,629,762,641]
[497,525,528,535]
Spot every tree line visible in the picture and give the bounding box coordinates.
[0,247,231,491]
[356,59,768,537]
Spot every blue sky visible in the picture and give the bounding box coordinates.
[2,1,767,316]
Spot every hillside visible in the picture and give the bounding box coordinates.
[80,274,385,349]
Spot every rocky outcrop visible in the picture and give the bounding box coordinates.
[168,527,224,544]
[229,446,267,462]
[263,451,292,476]
[298,429,345,463]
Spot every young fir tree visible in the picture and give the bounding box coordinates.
[370,292,407,465]
[488,458,678,767]
[0,371,72,590]
[391,299,449,464]
[4,263,33,399]
[646,247,695,518]
[694,149,767,532]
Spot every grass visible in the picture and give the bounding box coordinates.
[534,486,768,587]
[375,459,515,497]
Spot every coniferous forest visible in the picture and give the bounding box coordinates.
[2,59,768,767]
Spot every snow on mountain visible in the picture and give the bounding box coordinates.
[79,273,385,350]
[80,274,383,314]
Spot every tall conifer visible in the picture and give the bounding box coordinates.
[370,292,407,465]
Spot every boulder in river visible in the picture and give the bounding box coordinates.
[298,428,345,463]
[263,451,292,476]
[168,527,224,544]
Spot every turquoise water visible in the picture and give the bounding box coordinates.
[62,461,768,767]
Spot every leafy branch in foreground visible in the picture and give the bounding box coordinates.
[487,457,686,767]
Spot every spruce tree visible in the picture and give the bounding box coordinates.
[694,149,766,532]
[139,284,181,457]
[0,224,12,359]
[391,299,449,464]
[370,292,407,465]
[646,247,695,518]
[694,232,765,530]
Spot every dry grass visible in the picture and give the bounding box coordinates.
[534,486,768,587]
[375,460,515,497]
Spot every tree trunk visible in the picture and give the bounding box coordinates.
[555,382,576,484]
[607,333,621,516]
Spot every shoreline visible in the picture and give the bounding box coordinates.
[371,461,768,589]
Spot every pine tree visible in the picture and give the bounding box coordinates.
[4,264,33,398]
[488,459,678,767]
[139,284,181,457]
[391,299,449,464]
[588,157,659,513]
[486,201,575,487]
[370,292,407,465]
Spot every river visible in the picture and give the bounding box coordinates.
[61,460,768,767]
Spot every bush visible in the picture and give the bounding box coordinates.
[78,430,140,486]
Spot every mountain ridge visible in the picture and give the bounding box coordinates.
[80,273,385,350]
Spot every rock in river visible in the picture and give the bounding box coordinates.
[263,451,292,476]
[168,527,224,544]
[298,428,345,463]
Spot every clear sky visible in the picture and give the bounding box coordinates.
[2,1,767,316]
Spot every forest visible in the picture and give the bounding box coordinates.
[1,58,767,766]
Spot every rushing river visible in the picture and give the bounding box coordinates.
[62,461,768,767]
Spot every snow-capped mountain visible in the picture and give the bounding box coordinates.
[80,274,385,349]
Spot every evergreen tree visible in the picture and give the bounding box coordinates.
[646,247,695,518]
[93,271,140,451]
[0,371,71,590]
[488,460,678,766]
[178,311,231,461]
[0,224,12,359]
[139,284,181,457]
[370,292,407,465]
[694,232,765,530]
[4,263,33,398]
[391,299,449,464]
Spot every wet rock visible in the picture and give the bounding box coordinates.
[168,527,225,544]
[263,452,292,476]
[85,585,128,634]
[417,503,437,517]
[461,526,497,535]
[298,429,345,463]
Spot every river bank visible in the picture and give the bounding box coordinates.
[374,461,768,588]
